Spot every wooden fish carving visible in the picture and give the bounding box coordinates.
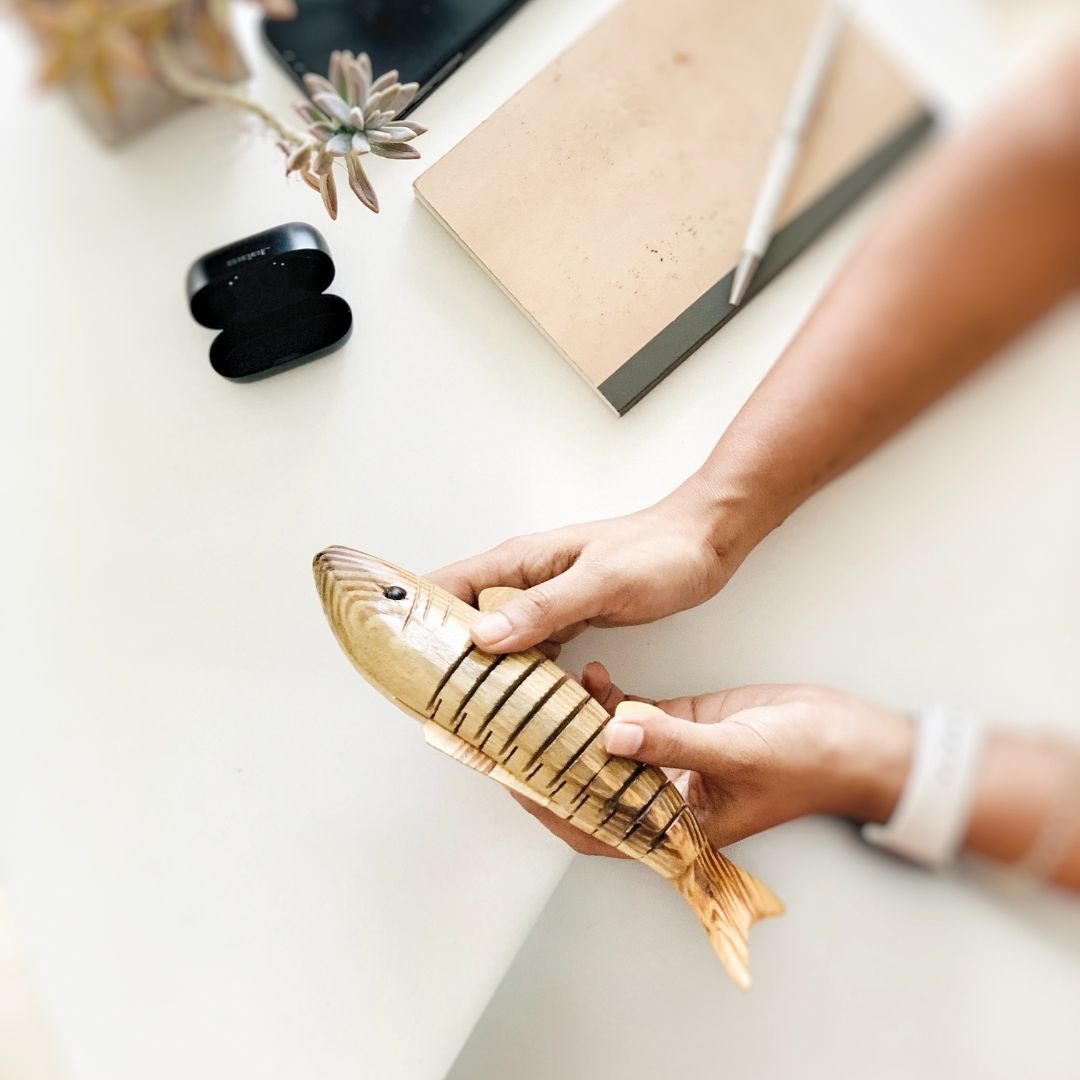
[313,546,782,988]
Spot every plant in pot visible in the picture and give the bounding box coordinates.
[18,0,426,217]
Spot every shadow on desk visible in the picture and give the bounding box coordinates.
[447,818,1080,1080]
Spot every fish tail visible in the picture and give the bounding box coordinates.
[673,842,783,990]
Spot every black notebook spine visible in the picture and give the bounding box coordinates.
[597,109,936,416]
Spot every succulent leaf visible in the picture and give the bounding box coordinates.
[311,148,334,176]
[294,101,326,126]
[312,91,351,125]
[302,73,336,98]
[389,82,419,114]
[369,141,421,160]
[364,86,399,119]
[346,154,379,213]
[345,62,369,110]
[369,124,419,142]
[285,141,314,173]
[324,132,352,155]
[368,69,399,96]
[319,169,338,220]
[328,50,348,99]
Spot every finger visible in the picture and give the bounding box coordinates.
[581,662,622,711]
[535,640,562,661]
[471,562,603,653]
[426,549,521,604]
[509,792,629,859]
[603,701,729,774]
[580,661,612,702]
[427,534,575,605]
[581,661,653,712]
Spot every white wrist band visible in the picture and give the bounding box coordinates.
[862,705,984,869]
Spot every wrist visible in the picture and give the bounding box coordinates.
[827,704,914,825]
[664,467,783,565]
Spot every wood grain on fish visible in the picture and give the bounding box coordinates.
[313,546,782,988]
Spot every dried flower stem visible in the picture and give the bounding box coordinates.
[152,36,303,145]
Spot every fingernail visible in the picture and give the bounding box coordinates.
[473,612,512,646]
[605,721,644,756]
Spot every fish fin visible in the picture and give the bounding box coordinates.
[487,762,561,814]
[422,721,568,817]
[423,721,496,775]
[674,841,784,991]
[478,586,524,613]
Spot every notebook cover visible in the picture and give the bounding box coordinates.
[414,0,933,415]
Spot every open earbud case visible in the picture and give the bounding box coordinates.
[186,222,352,381]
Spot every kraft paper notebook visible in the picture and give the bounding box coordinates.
[414,0,933,415]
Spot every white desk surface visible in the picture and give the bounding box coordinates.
[2,2,1078,1079]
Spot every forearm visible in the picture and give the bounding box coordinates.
[962,731,1080,888]
[677,48,1080,555]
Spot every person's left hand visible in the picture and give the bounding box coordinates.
[510,663,913,856]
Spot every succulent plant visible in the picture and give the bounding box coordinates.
[22,4,425,220]
[22,0,296,103]
[283,49,427,219]
[23,0,174,106]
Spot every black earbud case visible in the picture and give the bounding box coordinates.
[186,222,352,381]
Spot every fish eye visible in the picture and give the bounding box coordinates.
[383,585,407,601]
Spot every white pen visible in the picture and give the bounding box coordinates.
[729,0,846,306]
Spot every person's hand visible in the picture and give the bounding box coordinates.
[429,482,760,658]
[511,663,913,856]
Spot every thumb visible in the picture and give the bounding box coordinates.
[470,564,599,652]
[604,701,725,774]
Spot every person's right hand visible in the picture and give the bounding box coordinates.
[510,662,913,857]
[428,485,755,657]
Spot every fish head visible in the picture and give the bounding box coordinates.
[313,546,474,722]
